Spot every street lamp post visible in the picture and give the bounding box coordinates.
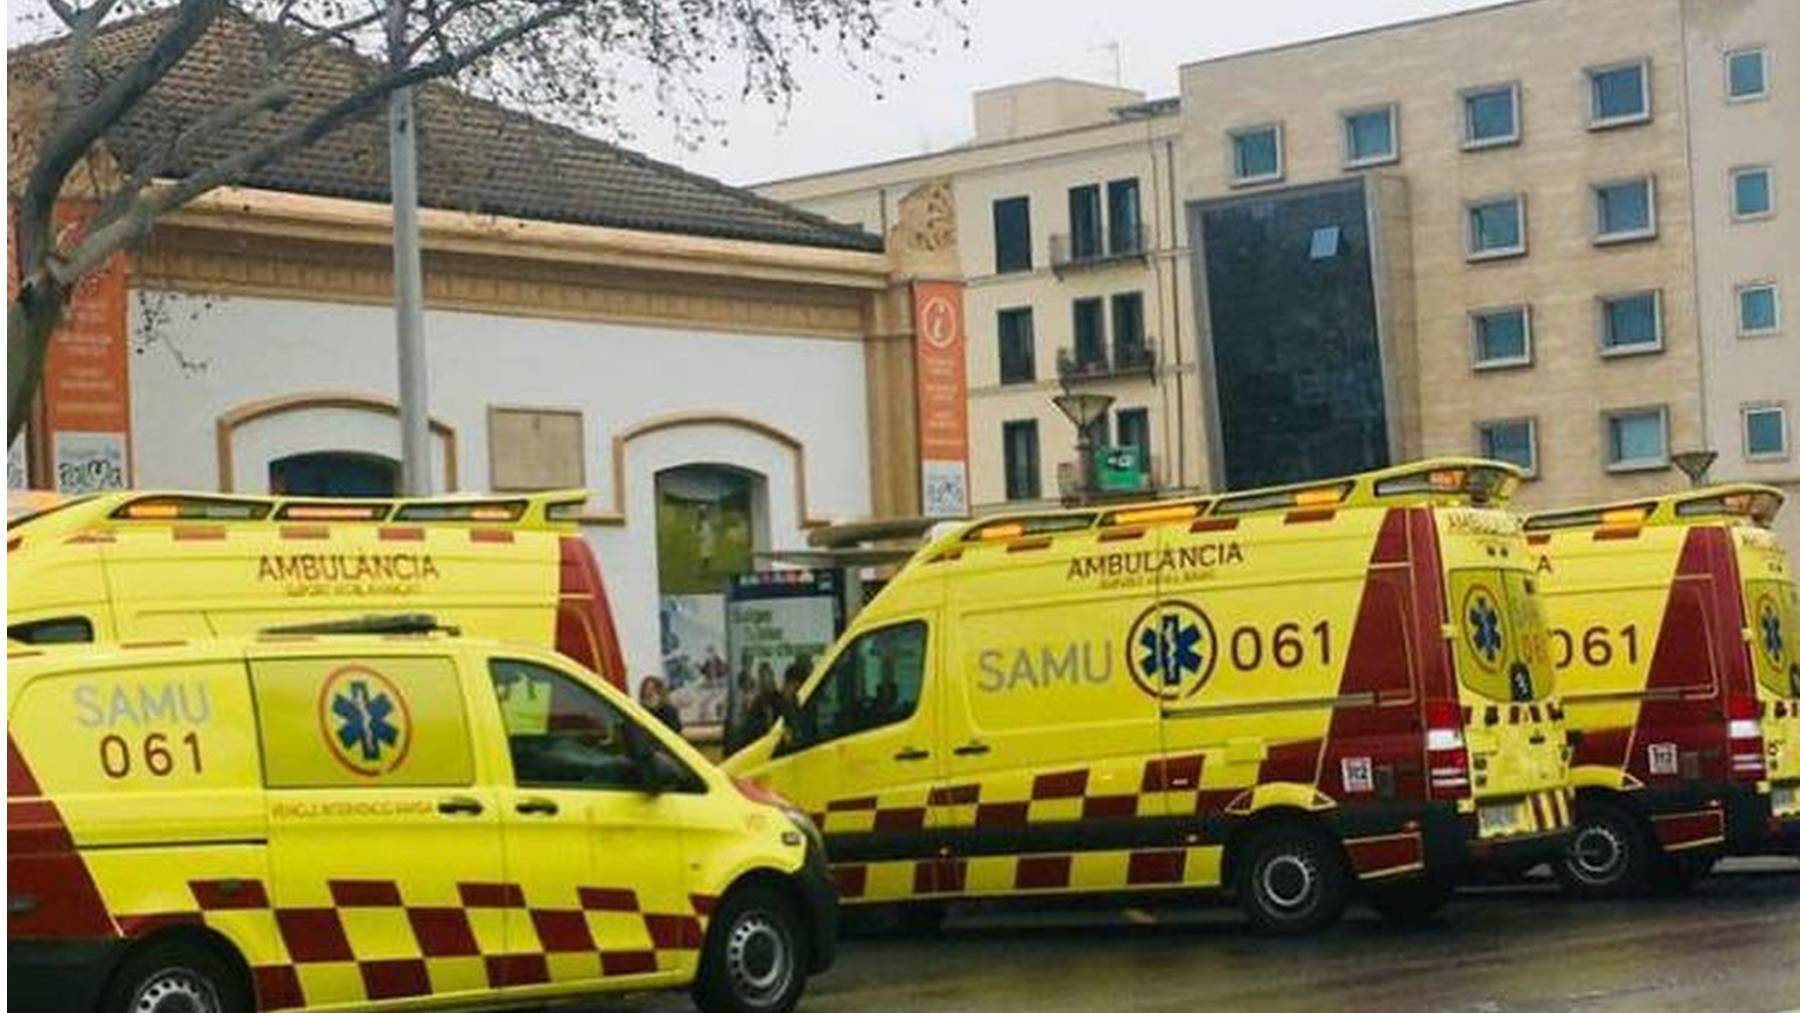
[388,0,431,495]
[1672,449,1718,489]
[1051,390,1114,505]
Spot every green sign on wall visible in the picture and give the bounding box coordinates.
[1093,444,1148,492]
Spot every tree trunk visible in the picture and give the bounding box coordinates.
[7,282,66,446]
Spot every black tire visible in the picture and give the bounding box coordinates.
[1366,876,1454,926]
[1555,803,1653,898]
[1233,822,1351,935]
[692,885,809,1013]
[99,938,248,1013]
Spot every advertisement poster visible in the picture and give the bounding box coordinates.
[654,466,755,595]
[723,570,841,754]
[912,280,970,517]
[657,593,730,728]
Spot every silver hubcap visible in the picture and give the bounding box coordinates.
[725,911,793,1007]
[1569,823,1627,883]
[131,968,220,1013]
[1260,851,1319,911]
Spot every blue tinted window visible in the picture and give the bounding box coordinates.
[1591,63,1648,122]
[1474,309,1529,365]
[1746,408,1786,457]
[993,197,1032,273]
[1608,411,1666,466]
[1469,198,1523,254]
[1596,180,1653,236]
[1740,286,1779,333]
[1734,169,1773,217]
[1233,127,1280,180]
[1603,293,1660,350]
[1345,108,1395,163]
[1464,87,1517,143]
[1728,50,1767,99]
[1479,421,1535,473]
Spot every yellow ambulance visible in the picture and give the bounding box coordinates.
[6,623,835,1013]
[6,490,628,689]
[726,458,1572,933]
[1524,485,1800,896]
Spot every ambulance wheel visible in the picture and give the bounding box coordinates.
[1556,804,1651,898]
[693,884,807,1013]
[101,938,249,1013]
[1234,823,1350,934]
[1366,876,1454,926]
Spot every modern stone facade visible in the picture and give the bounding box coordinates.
[758,0,1798,544]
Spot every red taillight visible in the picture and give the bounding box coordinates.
[556,536,628,690]
[1425,699,1471,799]
[1726,694,1767,782]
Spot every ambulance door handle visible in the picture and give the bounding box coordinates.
[894,747,931,762]
[953,741,990,757]
[515,798,560,816]
[437,796,485,816]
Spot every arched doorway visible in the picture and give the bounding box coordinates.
[652,463,768,730]
[268,451,399,497]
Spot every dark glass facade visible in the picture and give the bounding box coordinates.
[1191,178,1391,490]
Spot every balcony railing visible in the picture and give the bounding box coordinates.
[1050,224,1148,274]
[1056,342,1157,382]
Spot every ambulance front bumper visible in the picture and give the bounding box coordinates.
[797,838,839,973]
[8,938,125,1013]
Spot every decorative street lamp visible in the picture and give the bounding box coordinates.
[1052,390,1115,505]
[1671,448,1718,489]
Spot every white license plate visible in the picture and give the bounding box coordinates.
[1774,786,1798,815]
[1479,801,1527,836]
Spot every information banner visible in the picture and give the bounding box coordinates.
[912,280,969,517]
[723,570,842,755]
[11,202,132,492]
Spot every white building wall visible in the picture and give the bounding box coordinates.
[128,292,872,681]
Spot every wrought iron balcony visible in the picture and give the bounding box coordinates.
[1056,342,1157,383]
[1049,224,1148,274]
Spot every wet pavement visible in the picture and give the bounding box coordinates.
[590,858,1800,1013]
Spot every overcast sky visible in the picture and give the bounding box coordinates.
[5,0,1519,187]
[634,0,1519,186]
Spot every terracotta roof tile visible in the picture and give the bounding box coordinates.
[23,11,883,253]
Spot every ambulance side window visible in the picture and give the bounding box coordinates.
[489,659,700,792]
[789,621,927,749]
[8,615,94,644]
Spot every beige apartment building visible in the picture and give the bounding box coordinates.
[761,0,1798,543]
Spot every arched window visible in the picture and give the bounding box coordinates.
[268,451,399,498]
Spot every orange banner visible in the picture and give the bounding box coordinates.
[912,280,969,517]
[25,202,132,492]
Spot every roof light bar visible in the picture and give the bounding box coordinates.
[276,503,392,521]
[114,496,271,522]
[393,500,527,523]
[1213,481,1353,517]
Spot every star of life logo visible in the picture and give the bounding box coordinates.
[1126,600,1218,701]
[317,665,413,777]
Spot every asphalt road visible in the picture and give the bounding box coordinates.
[590,858,1800,1013]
